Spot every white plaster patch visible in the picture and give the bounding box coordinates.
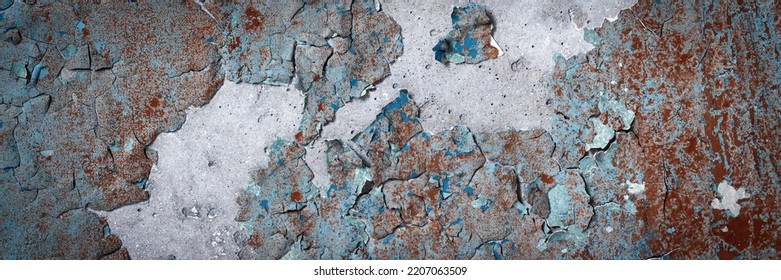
[101,81,304,259]
[711,181,750,217]
[304,140,331,196]
[625,180,645,195]
[323,0,638,140]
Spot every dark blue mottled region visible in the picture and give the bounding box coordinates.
[433,3,501,64]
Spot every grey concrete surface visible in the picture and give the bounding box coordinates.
[99,83,304,259]
[102,0,636,259]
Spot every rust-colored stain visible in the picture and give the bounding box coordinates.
[290,191,303,203]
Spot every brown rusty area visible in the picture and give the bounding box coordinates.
[547,0,781,259]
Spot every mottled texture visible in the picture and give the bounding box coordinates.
[547,0,781,259]
[235,139,314,259]
[1,1,223,259]
[236,90,565,259]
[1,0,404,259]
[433,3,502,64]
[4,0,781,260]
[236,0,781,258]
[223,0,403,144]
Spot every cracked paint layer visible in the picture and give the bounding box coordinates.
[3,0,781,260]
[237,90,588,259]
[1,0,401,260]
[433,3,503,64]
[236,0,781,260]
[546,0,781,259]
[235,139,315,259]
[222,0,403,144]
[1,1,223,259]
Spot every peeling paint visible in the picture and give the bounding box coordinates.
[3,0,781,260]
[1,1,223,259]
[433,3,502,64]
[222,0,403,144]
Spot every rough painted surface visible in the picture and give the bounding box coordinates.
[107,1,644,259]
[0,0,401,260]
[3,0,781,260]
[236,0,781,259]
[222,0,403,144]
[232,90,602,259]
[1,1,223,259]
[546,0,781,259]
[433,3,503,64]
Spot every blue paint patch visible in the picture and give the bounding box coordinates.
[433,3,501,64]
[382,233,395,245]
[132,178,147,188]
[491,244,502,260]
[463,186,474,197]
[93,41,104,52]
[259,199,269,212]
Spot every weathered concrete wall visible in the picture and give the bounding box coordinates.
[1,0,779,259]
